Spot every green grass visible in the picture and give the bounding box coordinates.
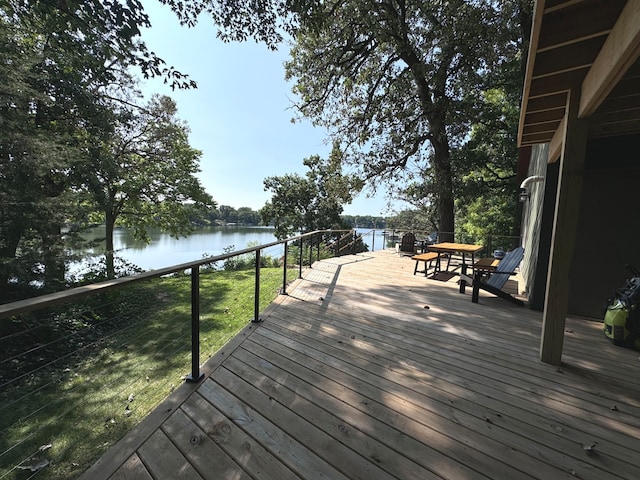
[0,267,287,479]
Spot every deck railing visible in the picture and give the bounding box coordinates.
[382,229,522,256]
[0,228,373,478]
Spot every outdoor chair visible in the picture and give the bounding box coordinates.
[398,232,417,256]
[425,230,439,245]
[471,246,525,306]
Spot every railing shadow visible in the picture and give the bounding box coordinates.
[0,228,385,478]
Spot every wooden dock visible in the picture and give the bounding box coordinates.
[82,250,640,480]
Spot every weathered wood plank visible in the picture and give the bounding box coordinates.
[263,302,640,437]
[181,393,300,480]
[161,408,252,480]
[137,429,203,480]
[209,367,400,480]
[197,378,352,480]
[267,294,640,410]
[541,87,588,365]
[222,353,454,480]
[229,344,546,480]
[251,322,639,480]
[108,454,152,480]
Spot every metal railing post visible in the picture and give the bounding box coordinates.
[281,241,288,295]
[372,229,376,252]
[186,266,204,383]
[252,249,262,323]
[317,233,321,259]
[308,234,313,267]
[298,237,303,278]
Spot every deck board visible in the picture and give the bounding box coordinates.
[81,250,640,480]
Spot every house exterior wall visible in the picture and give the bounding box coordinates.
[521,135,640,318]
[520,144,549,308]
[569,164,640,317]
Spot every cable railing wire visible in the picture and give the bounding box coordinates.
[0,229,358,478]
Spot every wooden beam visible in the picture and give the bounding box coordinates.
[518,0,547,147]
[521,132,555,144]
[526,92,568,113]
[547,117,565,163]
[525,108,566,124]
[540,88,588,365]
[533,36,606,77]
[589,118,640,138]
[539,0,624,50]
[523,120,562,134]
[580,0,640,117]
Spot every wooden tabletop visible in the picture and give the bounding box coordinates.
[427,242,483,254]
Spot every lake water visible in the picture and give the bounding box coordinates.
[74,226,387,273]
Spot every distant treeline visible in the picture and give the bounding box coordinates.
[200,206,388,228]
[340,215,386,229]
[196,205,263,226]
[200,205,415,229]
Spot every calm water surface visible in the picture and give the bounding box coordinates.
[75,226,386,273]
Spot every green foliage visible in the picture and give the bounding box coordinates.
[74,93,215,277]
[284,1,529,239]
[209,205,261,225]
[0,13,89,298]
[456,194,518,246]
[0,1,205,294]
[0,267,283,479]
[261,147,362,239]
[452,54,523,241]
[386,210,435,232]
[219,243,280,271]
[5,0,196,90]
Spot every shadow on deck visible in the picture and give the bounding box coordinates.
[81,250,640,480]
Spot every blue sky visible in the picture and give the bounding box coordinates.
[139,3,398,217]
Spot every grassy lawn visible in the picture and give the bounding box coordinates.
[0,266,287,479]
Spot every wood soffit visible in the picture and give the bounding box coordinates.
[518,0,640,154]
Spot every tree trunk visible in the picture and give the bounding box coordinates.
[105,211,116,279]
[41,223,66,292]
[431,120,455,243]
[0,225,23,300]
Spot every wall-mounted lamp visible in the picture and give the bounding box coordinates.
[518,175,545,202]
[519,188,529,203]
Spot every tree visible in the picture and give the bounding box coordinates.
[283,0,528,242]
[0,0,203,297]
[216,205,238,224]
[236,207,261,225]
[5,0,196,90]
[261,148,362,239]
[77,95,214,278]
[453,87,521,243]
[0,12,97,297]
[386,209,433,231]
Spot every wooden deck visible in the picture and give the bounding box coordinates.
[82,250,640,480]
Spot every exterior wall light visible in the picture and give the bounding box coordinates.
[519,188,529,202]
[518,175,545,202]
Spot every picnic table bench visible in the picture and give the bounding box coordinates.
[412,252,439,276]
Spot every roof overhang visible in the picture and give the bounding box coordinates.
[518,0,640,162]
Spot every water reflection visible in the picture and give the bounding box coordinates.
[76,226,387,273]
[78,225,279,271]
